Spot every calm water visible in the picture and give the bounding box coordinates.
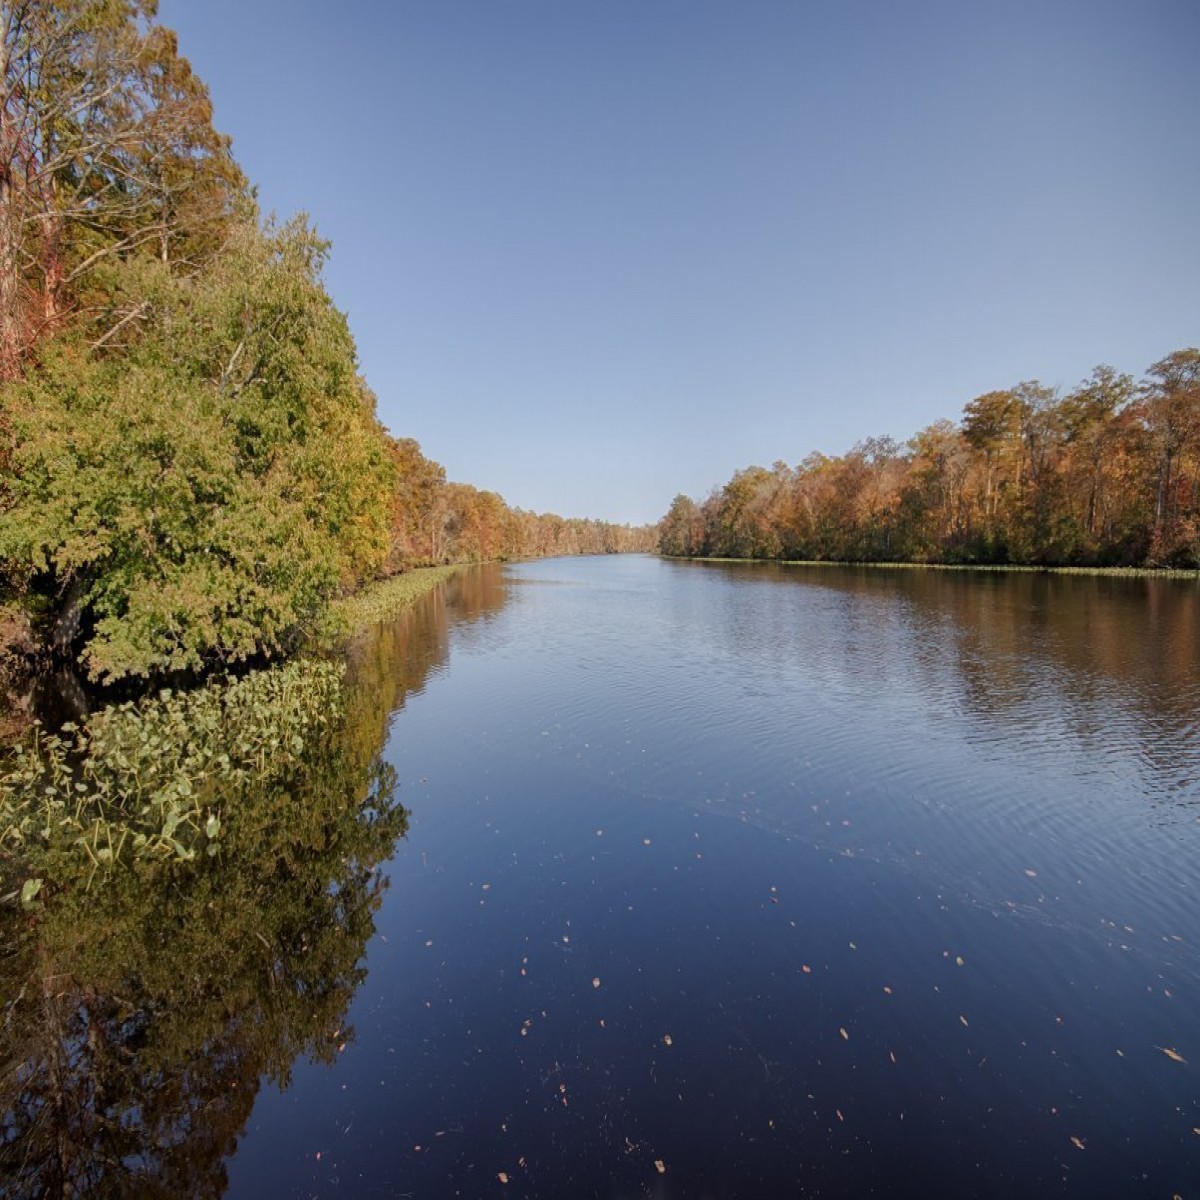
[6,557,1200,1198]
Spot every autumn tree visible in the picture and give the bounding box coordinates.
[1140,349,1200,563]
[0,1,243,377]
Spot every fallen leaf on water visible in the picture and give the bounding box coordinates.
[802,964,812,974]
[498,1172,509,1184]
[654,1160,666,1174]
[839,1027,849,1041]
[1070,1136,1085,1151]
[1159,1046,1187,1063]
[592,977,601,988]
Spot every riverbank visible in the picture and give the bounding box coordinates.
[0,565,468,892]
[324,564,464,637]
[666,556,1200,579]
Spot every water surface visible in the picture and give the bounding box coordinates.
[9,557,1200,1198]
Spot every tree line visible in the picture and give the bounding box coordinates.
[0,2,651,686]
[659,351,1200,568]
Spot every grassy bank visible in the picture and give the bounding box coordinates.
[326,564,463,636]
[669,556,1200,580]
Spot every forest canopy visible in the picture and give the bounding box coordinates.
[659,351,1200,569]
[0,1,651,684]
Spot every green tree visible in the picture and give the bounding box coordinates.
[0,217,394,680]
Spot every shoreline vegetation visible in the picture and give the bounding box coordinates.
[0,560,462,901]
[658,350,1200,571]
[324,563,463,638]
[668,556,1200,580]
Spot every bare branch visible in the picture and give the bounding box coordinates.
[89,301,149,353]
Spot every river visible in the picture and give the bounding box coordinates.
[4,556,1199,1198]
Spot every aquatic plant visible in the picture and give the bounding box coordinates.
[324,564,461,636]
[0,658,344,886]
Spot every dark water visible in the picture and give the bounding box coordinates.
[5,557,1200,1198]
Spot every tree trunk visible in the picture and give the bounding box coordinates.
[0,31,21,381]
[50,576,87,659]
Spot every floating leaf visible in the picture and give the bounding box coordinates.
[1070,1136,1085,1150]
[1160,1046,1187,1064]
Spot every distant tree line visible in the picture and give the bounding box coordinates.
[0,2,651,684]
[659,351,1200,568]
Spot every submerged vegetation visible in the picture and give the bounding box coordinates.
[0,2,651,692]
[661,352,1200,569]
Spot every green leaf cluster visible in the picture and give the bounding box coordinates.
[0,218,395,680]
[0,657,344,879]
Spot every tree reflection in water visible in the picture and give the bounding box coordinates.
[0,568,509,1198]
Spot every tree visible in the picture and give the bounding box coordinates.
[1140,349,1200,561]
[1058,365,1133,553]
[0,217,395,680]
[658,494,705,557]
[0,1,243,377]
[961,389,1020,524]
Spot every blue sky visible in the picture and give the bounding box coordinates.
[159,1,1200,525]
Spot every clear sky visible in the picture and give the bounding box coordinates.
[158,0,1199,525]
